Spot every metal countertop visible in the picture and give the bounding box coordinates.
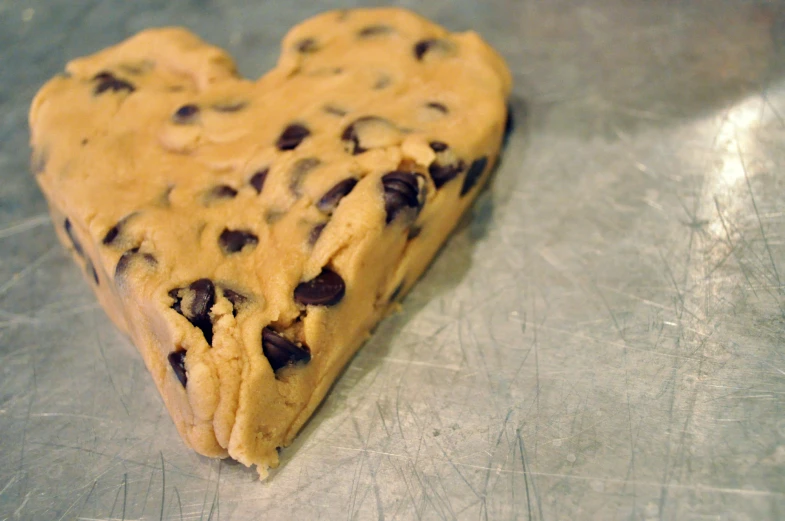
[1,1,784,519]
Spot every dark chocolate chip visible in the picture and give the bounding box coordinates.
[92,71,136,95]
[219,229,259,254]
[317,178,358,213]
[295,38,319,53]
[324,105,347,116]
[168,350,188,387]
[114,247,140,278]
[276,123,311,151]
[172,104,199,124]
[63,218,84,257]
[212,101,247,112]
[358,25,394,37]
[262,327,311,372]
[209,185,238,200]
[186,278,215,345]
[413,39,453,61]
[382,171,423,223]
[429,161,465,189]
[414,39,437,60]
[429,141,449,153]
[341,116,397,155]
[290,157,321,195]
[249,168,269,194]
[460,156,488,196]
[407,226,422,240]
[87,259,99,285]
[309,223,326,245]
[169,287,183,315]
[188,279,214,319]
[222,288,246,316]
[102,213,136,246]
[426,102,448,113]
[341,121,363,154]
[294,268,346,306]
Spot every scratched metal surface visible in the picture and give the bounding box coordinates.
[1,0,785,520]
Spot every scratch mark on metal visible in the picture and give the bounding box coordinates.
[159,452,166,521]
[0,213,49,241]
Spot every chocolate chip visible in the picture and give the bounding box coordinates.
[428,142,466,189]
[92,71,135,95]
[222,288,246,316]
[209,185,238,200]
[426,102,448,114]
[219,229,258,254]
[168,350,188,387]
[249,168,269,194]
[341,116,399,155]
[114,247,139,278]
[295,38,319,53]
[169,279,215,346]
[429,141,448,153]
[87,259,99,285]
[277,123,311,151]
[324,105,347,117]
[413,39,453,61]
[309,223,326,245]
[461,156,488,196]
[358,25,394,37]
[317,178,358,213]
[172,104,199,124]
[262,327,311,372]
[429,161,465,189]
[341,122,362,154]
[294,268,346,306]
[414,40,436,60]
[81,138,89,146]
[290,157,321,195]
[63,218,84,257]
[382,171,424,223]
[212,101,247,112]
[102,213,135,245]
[169,287,182,315]
[101,223,120,246]
[186,278,215,345]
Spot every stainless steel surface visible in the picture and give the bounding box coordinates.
[2,1,784,519]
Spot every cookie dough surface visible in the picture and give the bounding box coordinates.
[29,8,511,477]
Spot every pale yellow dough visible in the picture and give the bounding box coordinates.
[29,8,511,477]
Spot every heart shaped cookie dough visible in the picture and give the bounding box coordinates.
[29,7,511,478]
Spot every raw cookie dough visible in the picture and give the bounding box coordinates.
[29,7,512,477]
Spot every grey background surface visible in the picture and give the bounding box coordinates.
[2,0,785,519]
